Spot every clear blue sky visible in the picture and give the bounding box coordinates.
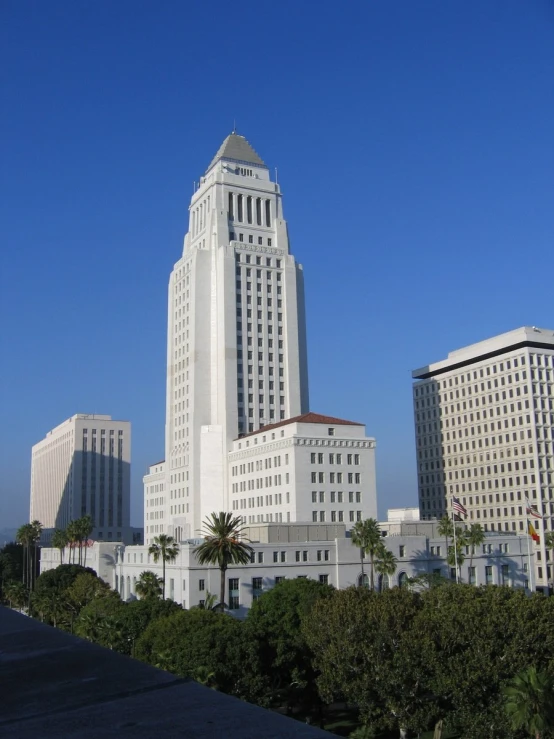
[1,1,553,528]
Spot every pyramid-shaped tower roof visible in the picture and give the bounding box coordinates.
[207,132,266,171]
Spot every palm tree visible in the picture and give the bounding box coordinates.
[66,520,80,564]
[77,515,94,567]
[30,520,42,591]
[51,529,69,565]
[437,515,454,555]
[466,523,485,581]
[375,547,397,591]
[16,523,34,589]
[503,667,554,739]
[135,570,164,600]
[350,518,383,590]
[446,529,466,582]
[148,534,179,599]
[193,512,253,611]
[5,581,28,611]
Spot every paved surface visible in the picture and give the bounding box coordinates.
[0,606,331,738]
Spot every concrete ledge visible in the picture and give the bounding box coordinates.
[0,607,330,738]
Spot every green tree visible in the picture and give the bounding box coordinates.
[148,534,179,600]
[503,667,554,739]
[466,523,485,580]
[51,528,69,565]
[374,547,397,591]
[437,515,454,555]
[135,570,163,600]
[350,518,383,590]
[33,563,98,628]
[247,577,334,715]
[193,512,253,611]
[5,580,28,610]
[135,608,264,702]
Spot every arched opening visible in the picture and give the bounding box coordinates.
[398,571,408,588]
[378,574,390,592]
[357,573,369,588]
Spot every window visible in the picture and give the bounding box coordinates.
[468,566,476,584]
[328,428,335,436]
[399,545,405,557]
[257,552,264,563]
[319,574,329,584]
[501,564,509,586]
[252,577,263,600]
[485,566,493,585]
[229,578,240,609]
[275,576,285,584]
[199,579,205,592]
[302,550,308,561]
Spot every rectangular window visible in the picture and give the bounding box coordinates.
[228,578,240,609]
[199,579,205,591]
[399,545,405,557]
[319,574,329,584]
[252,577,263,600]
[302,550,308,561]
[275,576,285,584]
[485,566,493,585]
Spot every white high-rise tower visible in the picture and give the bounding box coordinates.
[163,132,309,540]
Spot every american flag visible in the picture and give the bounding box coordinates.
[452,496,467,517]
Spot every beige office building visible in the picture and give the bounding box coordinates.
[412,326,554,590]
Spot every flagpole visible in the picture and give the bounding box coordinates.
[526,520,534,593]
[452,501,459,584]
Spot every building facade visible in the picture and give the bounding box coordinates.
[228,413,377,526]
[163,132,310,541]
[41,522,531,614]
[413,326,554,589]
[30,414,132,543]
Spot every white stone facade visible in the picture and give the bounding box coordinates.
[162,133,310,542]
[30,414,132,542]
[143,461,166,546]
[228,414,377,527]
[413,326,554,588]
[41,523,532,614]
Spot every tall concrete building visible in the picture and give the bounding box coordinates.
[412,326,554,589]
[30,414,132,542]
[162,132,310,541]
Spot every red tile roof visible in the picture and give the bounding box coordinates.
[237,412,363,439]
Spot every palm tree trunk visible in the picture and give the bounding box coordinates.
[162,557,166,599]
[83,540,87,568]
[370,553,375,591]
[220,566,226,612]
[360,548,365,586]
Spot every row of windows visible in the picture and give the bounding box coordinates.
[312,510,362,522]
[311,471,361,484]
[312,490,362,503]
[228,193,271,227]
[311,453,360,465]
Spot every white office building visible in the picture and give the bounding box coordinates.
[162,131,310,542]
[412,326,554,589]
[40,521,532,613]
[30,414,133,543]
[229,412,377,526]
